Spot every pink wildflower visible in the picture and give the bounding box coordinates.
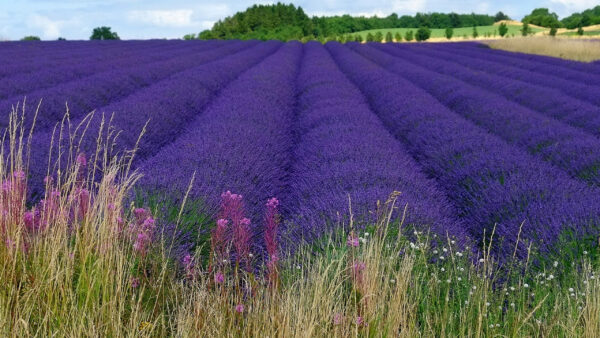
[23,211,36,232]
[214,271,225,284]
[183,254,195,277]
[134,208,149,224]
[356,316,365,326]
[133,232,151,255]
[13,170,25,180]
[350,260,366,289]
[211,218,228,262]
[131,277,140,288]
[235,304,245,314]
[76,188,90,219]
[76,153,87,167]
[333,313,343,325]
[264,197,280,258]
[234,217,251,268]
[347,231,359,248]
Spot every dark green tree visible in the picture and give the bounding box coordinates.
[354,34,363,42]
[522,8,560,28]
[374,31,383,42]
[183,33,196,40]
[21,36,41,41]
[577,25,584,35]
[90,26,120,40]
[549,24,558,36]
[498,22,508,37]
[521,22,531,36]
[494,11,510,22]
[57,37,66,41]
[404,30,414,41]
[394,32,402,42]
[366,32,375,42]
[472,26,479,38]
[385,31,393,42]
[415,27,431,41]
[445,27,454,39]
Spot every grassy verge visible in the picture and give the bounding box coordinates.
[485,36,600,62]
[1,109,599,336]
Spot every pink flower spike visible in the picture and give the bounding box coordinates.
[43,176,53,185]
[356,316,365,326]
[13,170,25,180]
[24,211,35,231]
[333,313,343,326]
[76,153,87,167]
[214,271,224,284]
[235,304,245,314]
[217,218,228,229]
[347,232,359,248]
[266,197,279,208]
[131,277,140,288]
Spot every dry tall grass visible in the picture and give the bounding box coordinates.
[485,36,600,62]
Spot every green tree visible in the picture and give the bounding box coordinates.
[21,36,40,41]
[472,26,479,38]
[57,37,66,41]
[183,33,196,40]
[498,22,508,37]
[394,32,402,42]
[523,8,560,28]
[415,27,431,41]
[198,30,215,39]
[385,31,393,43]
[366,32,375,42]
[404,30,414,41]
[374,31,383,42]
[90,26,120,40]
[355,35,363,42]
[445,27,454,39]
[521,22,531,36]
[549,24,558,36]
[494,11,510,22]
[577,25,584,36]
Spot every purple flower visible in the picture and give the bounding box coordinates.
[235,304,245,313]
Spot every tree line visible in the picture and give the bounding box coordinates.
[192,3,508,41]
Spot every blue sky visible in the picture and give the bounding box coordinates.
[0,0,596,40]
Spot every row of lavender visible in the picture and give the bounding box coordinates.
[5,40,600,261]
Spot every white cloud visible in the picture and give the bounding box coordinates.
[128,9,196,27]
[549,0,598,12]
[390,0,427,13]
[27,14,63,39]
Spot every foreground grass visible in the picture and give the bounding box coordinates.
[1,111,599,337]
[485,36,600,62]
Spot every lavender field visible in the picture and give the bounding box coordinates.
[4,39,600,260]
